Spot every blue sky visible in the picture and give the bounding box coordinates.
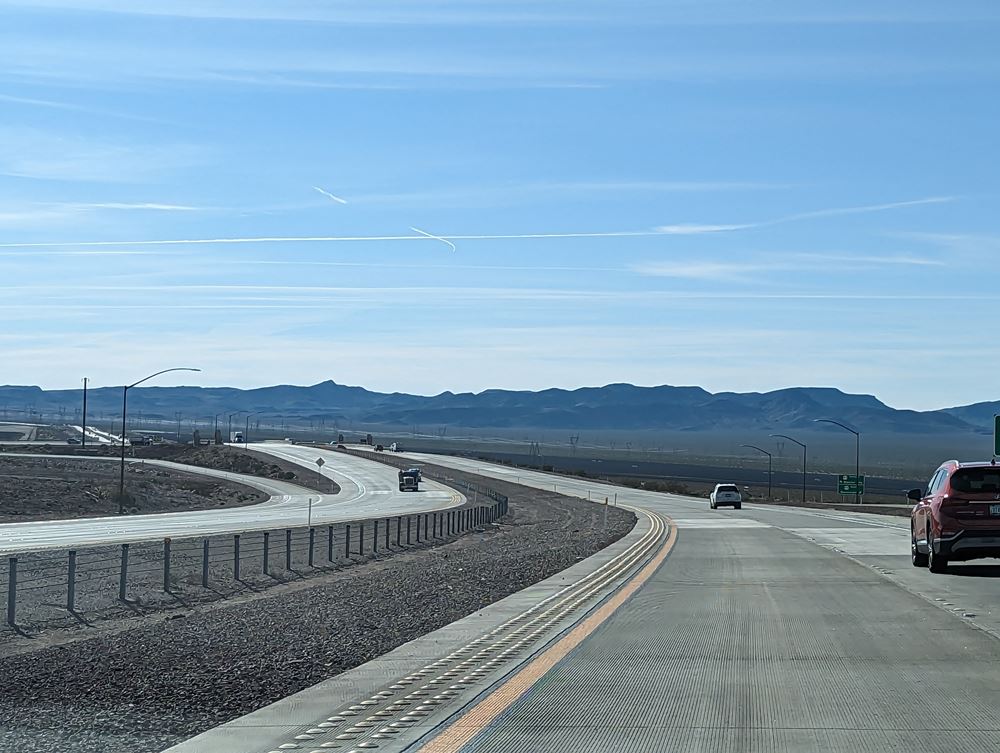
[0,0,998,410]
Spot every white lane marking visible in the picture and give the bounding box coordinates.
[786,527,908,555]
[671,518,771,529]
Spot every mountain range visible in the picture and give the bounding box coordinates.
[0,381,995,435]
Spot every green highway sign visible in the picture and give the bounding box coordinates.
[838,474,865,495]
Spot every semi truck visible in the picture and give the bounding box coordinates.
[398,468,421,492]
[230,430,244,443]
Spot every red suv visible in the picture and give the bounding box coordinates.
[910,460,1000,572]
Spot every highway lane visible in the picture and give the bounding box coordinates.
[0,445,461,554]
[395,452,1000,752]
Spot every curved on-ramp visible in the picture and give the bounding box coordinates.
[0,444,462,554]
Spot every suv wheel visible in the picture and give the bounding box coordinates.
[734,502,742,510]
[927,526,948,573]
[911,526,928,567]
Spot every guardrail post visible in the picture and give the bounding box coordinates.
[263,531,270,575]
[372,520,378,553]
[432,513,438,538]
[6,556,17,626]
[163,538,172,592]
[359,522,365,554]
[396,516,402,546]
[285,529,292,569]
[415,516,420,543]
[308,528,316,566]
[233,534,241,580]
[328,525,334,562]
[385,518,390,549]
[202,539,210,587]
[67,550,77,612]
[118,544,129,602]
[345,524,351,558]
[406,517,412,544]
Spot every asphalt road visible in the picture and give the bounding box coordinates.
[391,452,1000,752]
[0,444,460,554]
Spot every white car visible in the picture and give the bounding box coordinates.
[710,483,742,510]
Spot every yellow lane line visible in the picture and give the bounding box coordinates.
[418,511,677,753]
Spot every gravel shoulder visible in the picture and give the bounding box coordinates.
[0,463,635,753]
[0,455,269,522]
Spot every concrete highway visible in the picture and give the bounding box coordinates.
[0,444,461,554]
[172,450,1000,753]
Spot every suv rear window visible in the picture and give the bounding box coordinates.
[950,469,1000,494]
[718,485,739,493]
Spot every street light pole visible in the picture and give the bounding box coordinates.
[814,418,862,504]
[227,411,241,445]
[741,444,773,500]
[245,412,260,452]
[213,413,221,444]
[771,434,807,505]
[118,367,201,514]
[81,377,88,450]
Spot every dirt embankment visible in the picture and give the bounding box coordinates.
[0,456,269,522]
[133,444,339,494]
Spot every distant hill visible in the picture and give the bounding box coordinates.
[0,380,988,435]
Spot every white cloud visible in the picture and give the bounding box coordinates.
[630,261,763,281]
[0,127,205,183]
[654,197,956,236]
[0,200,201,229]
[654,223,750,235]
[632,252,947,281]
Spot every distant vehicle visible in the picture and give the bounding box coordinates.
[66,437,81,444]
[710,483,742,510]
[329,440,338,446]
[398,468,420,492]
[910,460,1000,573]
[230,431,244,443]
[390,442,399,452]
[284,437,295,444]
[375,444,384,452]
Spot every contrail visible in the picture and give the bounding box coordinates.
[410,226,457,252]
[0,197,953,250]
[312,186,348,204]
[0,230,653,249]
